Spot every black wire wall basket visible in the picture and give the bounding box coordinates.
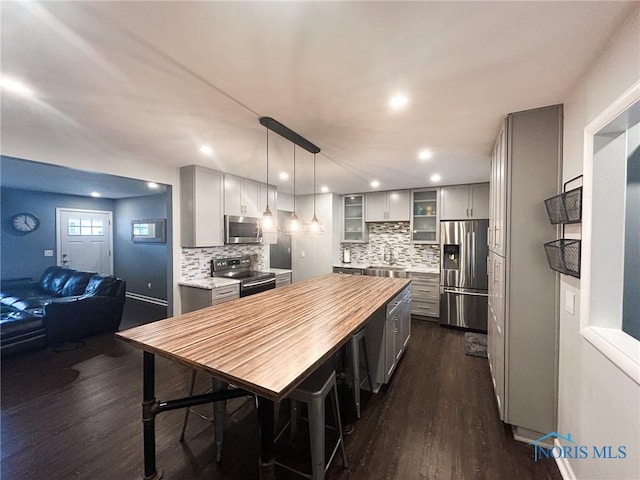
[544,186,583,224]
[544,239,581,278]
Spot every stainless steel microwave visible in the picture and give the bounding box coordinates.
[225,215,263,244]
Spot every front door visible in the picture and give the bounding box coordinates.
[56,208,113,274]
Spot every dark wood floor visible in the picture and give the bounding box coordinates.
[1,306,561,480]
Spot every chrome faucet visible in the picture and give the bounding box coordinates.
[383,242,396,265]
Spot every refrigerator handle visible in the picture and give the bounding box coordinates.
[471,231,476,281]
[466,231,472,282]
[443,289,488,297]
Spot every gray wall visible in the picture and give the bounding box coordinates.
[557,9,640,479]
[114,194,168,300]
[1,187,170,302]
[1,187,115,281]
[291,193,339,282]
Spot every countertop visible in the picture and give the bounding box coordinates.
[333,263,440,275]
[118,273,411,400]
[178,269,291,289]
[178,277,240,289]
[263,268,292,274]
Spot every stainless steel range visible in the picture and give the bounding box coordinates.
[211,255,276,297]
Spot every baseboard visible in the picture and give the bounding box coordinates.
[512,426,552,446]
[126,292,168,307]
[554,438,577,480]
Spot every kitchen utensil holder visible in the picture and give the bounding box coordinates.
[544,186,582,224]
[544,239,581,278]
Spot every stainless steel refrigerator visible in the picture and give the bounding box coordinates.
[440,220,489,332]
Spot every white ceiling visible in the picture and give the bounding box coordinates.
[0,1,635,195]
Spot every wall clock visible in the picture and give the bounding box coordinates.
[11,212,40,233]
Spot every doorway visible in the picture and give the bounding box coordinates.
[56,208,113,274]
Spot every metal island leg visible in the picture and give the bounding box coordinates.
[257,396,275,480]
[142,351,163,479]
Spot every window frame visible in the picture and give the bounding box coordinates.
[581,79,640,385]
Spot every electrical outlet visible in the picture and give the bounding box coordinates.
[565,290,575,315]
[44,249,54,257]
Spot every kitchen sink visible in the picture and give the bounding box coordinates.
[363,266,408,278]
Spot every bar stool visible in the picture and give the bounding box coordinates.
[178,369,228,462]
[350,328,373,419]
[276,365,348,479]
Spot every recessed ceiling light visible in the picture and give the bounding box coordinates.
[0,76,34,97]
[430,174,441,182]
[147,182,159,189]
[91,192,102,197]
[370,180,381,188]
[279,172,289,180]
[418,149,433,160]
[389,93,408,111]
[320,186,329,193]
[199,145,213,156]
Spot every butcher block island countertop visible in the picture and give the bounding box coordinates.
[116,273,410,401]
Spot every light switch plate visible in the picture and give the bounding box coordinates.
[565,290,575,315]
[44,249,54,257]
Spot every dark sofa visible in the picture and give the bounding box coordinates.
[1,266,126,356]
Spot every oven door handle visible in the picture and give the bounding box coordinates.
[243,278,276,288]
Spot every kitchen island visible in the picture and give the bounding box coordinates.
[117,273,410,479]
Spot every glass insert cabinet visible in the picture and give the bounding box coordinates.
[411,188,440,244]
[342,194,367,243]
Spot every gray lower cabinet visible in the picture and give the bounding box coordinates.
[180,284,240,314]
[408,272,440,319]
[275,272,291,287]
[366,284,411,391]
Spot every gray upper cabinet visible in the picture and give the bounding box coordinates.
[365,190,410,222]
[342,194,367,243]
[224,174,261,217]
[224,174,277,243]
[180,165,224,247]
[410,188,440,244]
[440,183,490,220]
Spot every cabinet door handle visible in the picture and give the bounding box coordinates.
[470,208,473,217]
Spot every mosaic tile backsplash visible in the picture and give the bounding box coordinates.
[340,222,440,267]
[181,245,265,280]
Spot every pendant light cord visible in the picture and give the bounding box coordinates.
[293,144,296,210]
[265,127,270,209]
[313,153,317,215]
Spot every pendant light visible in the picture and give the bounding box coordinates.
[261,126,275,233]
[308,152,324,234]
[284,143,301,235]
